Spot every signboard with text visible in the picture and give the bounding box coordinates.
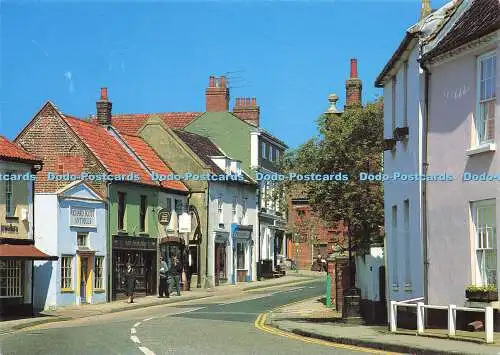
[69,206,96,227]
[179,213,192,233]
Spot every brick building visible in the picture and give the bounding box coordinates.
[287,58,363,270]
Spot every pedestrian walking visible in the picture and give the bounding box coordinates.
[158,256,170,298]
[171,255,182,296]
[125,261,137,303]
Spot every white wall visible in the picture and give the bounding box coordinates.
[383,44,424,302]
[356,247,385,301]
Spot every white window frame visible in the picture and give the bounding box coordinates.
[217,195,224,225]
[475,52,497,146]
[77,232,89,248]
[471,199,497,286]
[391,77,397,132]
[61,255,74,290]
[5,172,14,217]
[391,205,399,289]
[94,256,104,289]
[261,141,266,159]
[269,145,274,162]
[0,260,22,298]
[403,199,411,289]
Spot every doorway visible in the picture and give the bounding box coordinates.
[80,257,88,304]
[215,242,227,286]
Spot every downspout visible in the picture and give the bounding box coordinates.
[30,163,43,314]
[205,183,210,288]
[107,181,112,302]
[420,59,430,306]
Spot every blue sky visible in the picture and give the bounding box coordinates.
[1,0,448,148]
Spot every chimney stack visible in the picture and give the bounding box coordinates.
[420,0,432,20]
[96,87,112,125]
[233,97,260,127]
[206,75,230,112]
[345,58,362,109]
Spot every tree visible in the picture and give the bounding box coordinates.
[280,100,384,257]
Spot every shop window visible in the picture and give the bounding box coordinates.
[237,241,246,269]
[0,260,22,297]
[140,195,147,232]
[175,199,183,216]
[61,255,73,290]
[94,256,104,289]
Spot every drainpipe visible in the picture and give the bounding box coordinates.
[420,59,431,307]
[106,181,112,302]
[205,184,210,288]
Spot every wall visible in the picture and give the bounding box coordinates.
[355,248,385,301]
[34,194,59,310]
[0,161,34,239]
[427,41,500,306]
[185,112,253,177]
[15,103,107,196]
[383,44,424,302]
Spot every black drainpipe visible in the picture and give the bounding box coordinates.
[205,184,210,288]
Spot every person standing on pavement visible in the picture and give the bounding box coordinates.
[171,255,182,296]
[158,256,170,298]
[125,261,137,303]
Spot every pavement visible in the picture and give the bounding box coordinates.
[266,296,500,355]
[0,271,324,335]
[0,277,376,355]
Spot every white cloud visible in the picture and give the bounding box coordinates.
[64,71,74,94]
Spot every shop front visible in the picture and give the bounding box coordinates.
[231,224,253,283]
[112,235,157,300]
[0,238,57,317]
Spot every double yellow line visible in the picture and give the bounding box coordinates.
[254,302,402,354]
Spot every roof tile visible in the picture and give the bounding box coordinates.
[0,136,41,164]
[112,112,202,135]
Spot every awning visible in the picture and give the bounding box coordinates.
[0,244,58,260]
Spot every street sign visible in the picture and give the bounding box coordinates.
[158,208,171,226]
[179,212,192,233]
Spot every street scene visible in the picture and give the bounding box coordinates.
[1,0,500,354]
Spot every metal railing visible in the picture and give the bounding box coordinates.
[390,299,494,343]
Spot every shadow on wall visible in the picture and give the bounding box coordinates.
[33,261,53,312]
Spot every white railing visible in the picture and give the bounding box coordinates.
[390,299,494,343]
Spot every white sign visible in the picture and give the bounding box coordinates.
[179,212,192,233]
[70,206,96,227]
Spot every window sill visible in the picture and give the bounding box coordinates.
[465,300,500,310]
[404,284,413,292]
[61,289,74,293]
[94,289,105,293]
[392,284,399,292]
[5,216,19,221]
[466,143,496,156]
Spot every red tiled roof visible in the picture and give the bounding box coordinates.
[0,244,58,260]
[118,133,188,192]
[0,136,41,164]
[62,116,170,189]
[112,112,202,135]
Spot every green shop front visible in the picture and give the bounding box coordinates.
[111,235,157,300]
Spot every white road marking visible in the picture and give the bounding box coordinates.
[143,317,154,322]
[131,328,136,334]
[280,287,305,293]
[130,335,141,344]
[219,294,273,305]
[168,306,206,315]
[309,286,316,289]
[138,347,156,355]
[134,322,142,328]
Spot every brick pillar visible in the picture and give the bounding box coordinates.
[327,259,336,309]
[335,256,349,312]
[345,59,362,109]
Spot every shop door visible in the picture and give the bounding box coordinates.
[80,258,88,304]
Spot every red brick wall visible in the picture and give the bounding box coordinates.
[15,103,107,196]
[287,196,346,270]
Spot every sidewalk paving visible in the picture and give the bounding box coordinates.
[267,297,500,355]
[0,272,321,335]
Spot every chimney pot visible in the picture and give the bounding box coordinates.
[100,87,108,100]
[206,75,230,112]
[350,59,358,78]
[221,76,227,88]
[245,98,251,106]
[251,98,256,106]
[209,76,215,87]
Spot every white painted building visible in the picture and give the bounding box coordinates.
[34,181,107,310]
[207,156,258,286]
[376,1,459,306]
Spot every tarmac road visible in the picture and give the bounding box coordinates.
[0,280,374,355]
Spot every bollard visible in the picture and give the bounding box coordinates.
[326,272,331,308]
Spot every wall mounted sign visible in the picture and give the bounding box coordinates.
[0,224,18,234]
[112,235,157,250]
[69,206,96,227]
[158,208,171,226]
[179,213,192,233]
